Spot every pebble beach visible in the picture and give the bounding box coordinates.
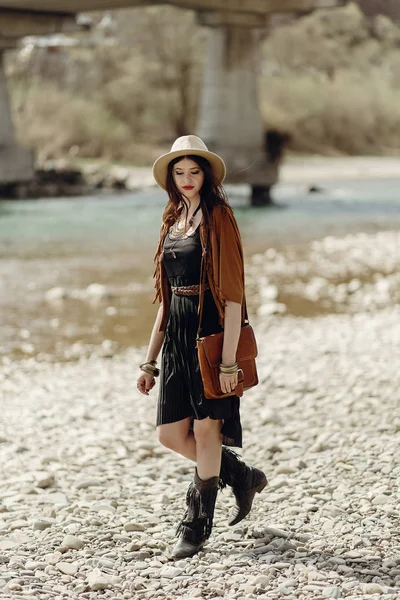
[2,167,400,599]
[1,304,400,599]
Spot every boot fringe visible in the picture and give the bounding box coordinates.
[220,447,243,488]
[176,516,213,541]
[175,483,202,535]
[176,480,217,541]
[176,521,200,543]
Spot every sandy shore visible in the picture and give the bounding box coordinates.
[1,307,400,599]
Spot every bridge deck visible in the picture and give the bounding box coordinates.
[0,0,341,16]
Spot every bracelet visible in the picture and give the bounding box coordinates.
[139,361,160,377]
[219,362,238,375]
[139,360,158,368]
[140,364,159,377]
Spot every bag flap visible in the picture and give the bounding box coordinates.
[198,324,258,368]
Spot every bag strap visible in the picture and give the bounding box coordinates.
[197,229,208,339]
[197,225,249,340]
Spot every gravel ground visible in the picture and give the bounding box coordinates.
[1,308,400,600]
[247,230,400,318]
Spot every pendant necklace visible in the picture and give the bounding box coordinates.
[168,202,202,259]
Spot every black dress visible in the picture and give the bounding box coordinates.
[156,226,242,448]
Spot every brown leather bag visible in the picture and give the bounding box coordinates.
[197,323,258,399]
[196,226,258,399]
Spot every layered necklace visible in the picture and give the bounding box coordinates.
[167,202,202,259]
[169,202,202,240]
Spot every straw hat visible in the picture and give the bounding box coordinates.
[152,135,226,190]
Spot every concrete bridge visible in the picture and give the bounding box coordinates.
[0,1,344,201]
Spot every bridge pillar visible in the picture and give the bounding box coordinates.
[197,12,277,204]
[0,10,85,188]
[0,50,34,185]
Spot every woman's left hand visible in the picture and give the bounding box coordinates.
[219,371,238,395]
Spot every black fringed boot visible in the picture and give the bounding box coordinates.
[171,469,219,560]
[220,447,267,526]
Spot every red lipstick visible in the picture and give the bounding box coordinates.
[183,186,194,190]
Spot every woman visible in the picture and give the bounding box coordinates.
[137,135,267,559]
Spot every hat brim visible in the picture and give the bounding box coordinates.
[152,148,226,191]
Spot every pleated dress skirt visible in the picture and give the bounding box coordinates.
[156,227,242,448]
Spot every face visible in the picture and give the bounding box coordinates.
[172,158,204,200]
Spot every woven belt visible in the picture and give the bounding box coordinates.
[171,283,209,296]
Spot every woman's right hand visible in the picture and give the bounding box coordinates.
[137,372,156,396]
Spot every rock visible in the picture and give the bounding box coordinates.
[92,502,116,513]
[87,568,110,590]
[85,284,111,299]
[35,472,55,488]
[260,408,281,424]
[56,561,79,576]
[160,566,183,579]
[75,479,102,489]
[127,542,142,552]
[43,551,63,564]
[209,563,227,571]
[284,579,298,588]
[341,581,359,591]
[242,584,257,594]
[45,287,68,302]
[276,464,297,474]
[264,527,290,539]
[372,494,391,505]
[322,587,341,598]
[9,520,29,530]
[33,518,54,530]
[362,583,384,594]
[253,575,270,588]
[277,582,293,595]
[257,301,286,316]
[61,535,84,550]
[186,589,202,598]
[44,492,69,506]
[100,339,118,357]
[124,523,146,532]
[7,581,22,591]
[0,538,18,550]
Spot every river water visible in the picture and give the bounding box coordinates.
[2,180,400,361]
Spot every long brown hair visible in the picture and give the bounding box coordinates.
[154,154,230,263]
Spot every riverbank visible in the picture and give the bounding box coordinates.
[79,155,400,190]
[2,222,400,362]
[280,155,400,184]
[2,155,400,199]
[57,155,400,189]
[0,308,399,599]
[69,155,400,192]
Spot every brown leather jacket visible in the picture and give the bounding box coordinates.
[153,204,247,332]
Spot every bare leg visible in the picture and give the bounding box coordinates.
[158,417,223,479]
[157,417,196,461]
[193,418,222,480]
